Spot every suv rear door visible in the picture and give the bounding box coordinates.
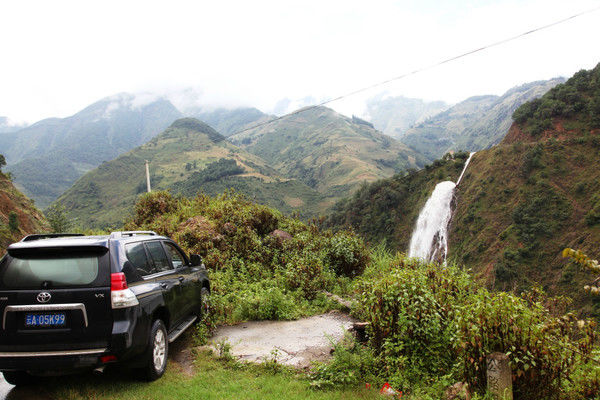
[0,247,112,352]
[144,241,186,328]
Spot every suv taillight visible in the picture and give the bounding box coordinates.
[110,272,139,309]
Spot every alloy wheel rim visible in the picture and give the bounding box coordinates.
[153,328,166,371]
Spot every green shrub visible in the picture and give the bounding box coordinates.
[457,288,595,400]
[232,285,298,321]
[585,193,600,226]
[323,231,370,277]
[45,203,72,233]
[310,333,378,389]
[355,256,472,380]
[125,190,360,325]
[131,190,178,226]
[8,212,18,232]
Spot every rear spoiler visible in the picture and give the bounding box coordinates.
[21,233,85,242]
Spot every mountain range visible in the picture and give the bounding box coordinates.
[57,118,330,228]
[400,78,564,160]
[2,94,182,207]
[57,106,424,228]
[2,76,564,218]
[230,106,424,202]
[2,95,270,208]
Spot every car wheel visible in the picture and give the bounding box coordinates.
[3,371,33,386]
[140,319,168,381]
[200,287,210,318]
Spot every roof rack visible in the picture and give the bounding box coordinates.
[21,233,85,242]
[110,231,158,239]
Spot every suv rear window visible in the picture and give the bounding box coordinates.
[1,253,101,289]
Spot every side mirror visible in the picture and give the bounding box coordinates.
[190,254,203,267]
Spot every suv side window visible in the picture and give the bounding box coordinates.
[164,242,186,269]
[145,241,171,273]
[125,242,155,276]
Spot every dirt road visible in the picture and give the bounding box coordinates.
[209,312,356,368]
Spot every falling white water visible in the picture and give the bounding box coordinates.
[408,152,475,262]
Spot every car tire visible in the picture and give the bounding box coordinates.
[200,287,210,319]
[3,371,33,386]
[140,319,168,381]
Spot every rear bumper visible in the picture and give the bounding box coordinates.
[0,348,107,371]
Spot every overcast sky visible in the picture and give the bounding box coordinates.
[1,0,599,123]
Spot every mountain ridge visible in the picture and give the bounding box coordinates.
[56,118,329,228]
[400,78,565,160]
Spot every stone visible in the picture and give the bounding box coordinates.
[445,382,470,400]
[486,352,513,400]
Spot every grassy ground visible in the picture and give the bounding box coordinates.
[31,350,378,400]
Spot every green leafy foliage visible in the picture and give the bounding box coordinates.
[355,255,473,381]
[457,288,595,399]
[44,203,72,233]
[310,333,377,389]
[585,193,600,226]
[125,190,369,325]
[172,158,244,188]
[8,211,18,232]
[346,251,599,399]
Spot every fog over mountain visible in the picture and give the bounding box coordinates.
[0,116,27,134]
[365,94,449,138]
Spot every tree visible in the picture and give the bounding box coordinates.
[8,211,18,232]
[45,203,72,233]
[563,248,600,295]
[0,154,6,172]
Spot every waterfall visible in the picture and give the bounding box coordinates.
[408,152,475,262]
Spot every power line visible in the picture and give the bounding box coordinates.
[228,4,600,138]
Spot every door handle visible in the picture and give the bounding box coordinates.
[178,276,185,282]
[160,283,168,289]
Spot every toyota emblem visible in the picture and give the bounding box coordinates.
[36,292,51,303]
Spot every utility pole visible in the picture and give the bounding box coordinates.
[145,160,152,193]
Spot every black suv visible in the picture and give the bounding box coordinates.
[0,231,210,385]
